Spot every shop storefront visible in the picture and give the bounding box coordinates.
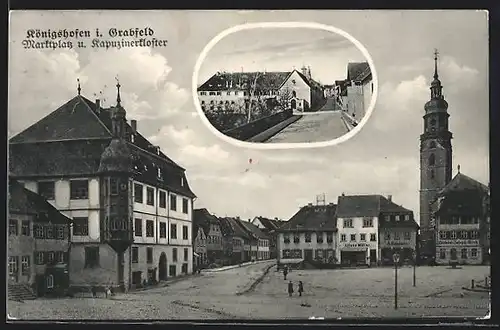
[380,240,415,265]
[338,242,374,266]
[435,239,482,265]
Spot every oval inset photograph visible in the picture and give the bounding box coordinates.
[193,22,378,148]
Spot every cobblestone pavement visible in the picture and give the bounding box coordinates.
[8,263,490,320]
[265,111,348,143]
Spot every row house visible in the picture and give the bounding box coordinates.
[9,82,196,291]
[219,217,253,264]
[193,208,224,265]
[197,66,325,113]
[432,171,490,265]
[251,216,285,259]
[236,219,271,260]
[8,179,72,298]
[192,218,208,269]
[337,62,373,123]
[277,203,338,268]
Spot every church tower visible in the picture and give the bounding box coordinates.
[419,50,453,258]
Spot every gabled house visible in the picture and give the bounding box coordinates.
[431,171,490,265]
[251,216,285,259]
[8,179,72,299]
[9,83,196,291]
[277,203,338,267]
[192,219,209,269]
[235,219,270,261]
[337,62,373,123]
[193,208,224,265]
[219,217,253,264]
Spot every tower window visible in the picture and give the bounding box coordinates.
[430,169,435,179]
[428,154,435,166]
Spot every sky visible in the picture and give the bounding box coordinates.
[8,10,489,223]
[198,27,366,85]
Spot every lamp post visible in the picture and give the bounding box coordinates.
[393,252,400,310]
[412,251,417,287]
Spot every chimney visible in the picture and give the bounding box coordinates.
[341,193,345,197]
[307,203,313,206]
[131,120,137,133]
[387,195,392,202]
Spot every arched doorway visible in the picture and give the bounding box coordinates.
[159,253,167,281]
[291,99,297,110]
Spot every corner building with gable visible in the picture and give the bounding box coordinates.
[9,82,196,291]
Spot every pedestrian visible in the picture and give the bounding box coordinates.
[91,286,97,298]
[288,280,294,297]
[283,266,288,280]
[298,281,304,297]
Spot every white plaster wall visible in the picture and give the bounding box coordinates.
[279,71,311,105]
[336,216,379,261]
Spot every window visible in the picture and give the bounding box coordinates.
[343,219,353,228]
[182,198,189,214]
[451,231,457,239]
[341,234,346,242]
[430,170,435,179]
[57,225,65,239]
[21,256,30,275]
[283,235,290,244]
[461,248,467,259]
[360,233,366,241]
[46,225,54,239]
[394,232,401,240]
[216,92,221,96]
[428,154,435,166]
[134,218,143,237]
[170,195,177,211]
[470,231,479,239]
[370,233,376,242]
[170,224,177,239]
[73,217,89,236]
[34,224,43,238]
[429,141,436,149]
[9,256,18,276]
[305,232,311,242]
[134,183,143,203]
[169,265,177,277]
[146,220,154,237]
[283,249,291,258]
[132,271,142,285]
[293,234,300,244]
[439,231,447,239]
[9,219,18,235]
[181,177,185,187]
[471,248,478,258]
[395,215,400,222]
[326,232,333,243]
[173,248,178,262]
[70,180,88,199]
[146,187,154,206]
[350,234,356,242]
[147,247,153,264]
[109,178,119,195]
[47,251,55,264]
[439,249,446,259]
[160,222,167,238]
[159,191,166,208]
[55,251,65,263]
[460,231,468,239]
[182,263,188,274]
[37,181,55,200]
[385,215,390,221]
[404,232,411,240]
[363,218,373,227]
[35,252,44,265]
[404,215,410,221]
[317,232,324,243]
[184,248,188,261]
[183,225,189,240]
[384,232,391,240]
[84,247,99,268]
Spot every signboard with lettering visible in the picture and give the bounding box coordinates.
[340,242,373,250]
[438,239,479,246]
[385,241,412,247]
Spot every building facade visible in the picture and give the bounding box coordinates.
[251,216,284,259]
[419,52,453,261]
[9,83,196,291]
[338,62,373,122]
[277,203,338,266]
[193,208,224,264]
[8,179,72,297]
[235,219,271,260]
[193,225,208,269]
[432,171,490,265]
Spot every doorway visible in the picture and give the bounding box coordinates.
[291,99,297,110]
[450,248,458,261]
[159,252,167,281]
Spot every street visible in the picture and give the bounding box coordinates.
[8,262,490,320]
[265,111,349,143]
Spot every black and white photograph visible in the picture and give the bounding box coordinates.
[195,25,375,144]
[7,10,490,321]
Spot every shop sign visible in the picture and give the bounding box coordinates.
[385,241,411,247]
[438,239,479,246]
[340,242,372,249]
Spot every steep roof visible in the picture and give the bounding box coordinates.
[336,195,381,218]
[254,216,285,231]
[221,217,252,239]
[9,179,72,224]
[235,219,269,239]
[432,190,488,216]
[193,208,219,236]
[438,172,489,196]
[378,196,418,229]
[8,94,196,198]
[280,204,337,231]
[379,196,413,214]
[347,62,370,82]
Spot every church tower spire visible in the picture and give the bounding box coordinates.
[419,49,453,260]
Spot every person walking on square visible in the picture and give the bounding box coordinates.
[288,280,294,297]
[283,266,288,280]
[298,281,304,297]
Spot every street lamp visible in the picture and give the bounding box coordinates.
[412,251,417,287]
[393,252,400,310]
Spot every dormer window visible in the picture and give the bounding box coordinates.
[144,165,148,171]
[157,168,162,180]
[181,177,185,187]
[131,134,135,143]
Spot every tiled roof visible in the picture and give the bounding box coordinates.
[254,216,285,231]
[336,195,381,218]
[9,179,72,224]
[379,196,413,214]
[433,190,487,216]
[221,217,252,239]
[235,219,269,240]
[280,204,337,231]
[438,172,489,196]
[8,94,196,198]
[378,196,418,228]
[198,71,292,92]
[347,62,370,82]
[193,208,220,237]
